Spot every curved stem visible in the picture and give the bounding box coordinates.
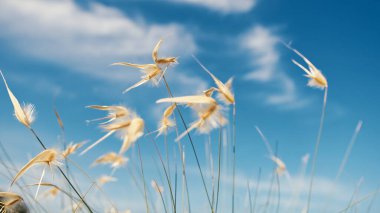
[232,104,236,213]
[29,128,93,213]
[162,76,213,212]
[306,88,328,212]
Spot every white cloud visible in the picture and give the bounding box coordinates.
[240,25,308,109]
[170,0,256,13]
[0,0,196,82]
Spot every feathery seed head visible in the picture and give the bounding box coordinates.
[0,71,37,128]
[11,149,62,187]
[156,104,176,137]
[287,45,328,89]
[271,156,287,176]
[62,141,86,158]
[192,56,235,105]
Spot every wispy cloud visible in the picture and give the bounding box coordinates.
[240,25,309,109]
[0,0,196,82]
[170,0,256,13]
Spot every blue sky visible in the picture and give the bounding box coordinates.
[0,0,379,212]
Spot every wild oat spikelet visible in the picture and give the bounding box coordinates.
[0,70,36,128]
[157,95,227,141]
[270,156,287,176]
[62,141,86,158]
[92,152,128,169]
[193,56,235,105]
[112,40,177,93]
[156,104,176,137]
[152,39,177,66]
[286,45,328,89]
[82,105,144,155]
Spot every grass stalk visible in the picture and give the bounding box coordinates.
[306,87,328,213]
[215,127,222,213]
[162,75,214,212]
[253,168,262,213]
[231,104,236,213]
[29,128,93,213]
[137,142,150,213]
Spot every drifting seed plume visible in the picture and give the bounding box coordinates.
[157,95,227,141]
[270,156,287,176]
[151,180,164,194]
[87,105,130,124]
[112,40,177,93]
[193,56,235,105]
[286,45,328,89]
[0,70,36,128]
[92,152,128,169]
[62,141,86,158]
[82,105,144,155]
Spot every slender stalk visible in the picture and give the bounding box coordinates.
[172,113,192,213]
[0,141,47,213]
[137,143,150,213]
[231,104,236,213]
[180,144,192,213]
[208,135,215,208]
[65,158,117,210]
[264,170,276,213]
[215,127,222,213]
[336,120,363,180]
[157,185,169,213]
[164,134,171,185]
[253,168,262,213]
[324,120,363,212]
[162,76,213,212]
[29,128,93,213]
[152,156,169,213]
[306,88,328,213]
[366,184,380,213]
[247,180,253,213]
[275,172,281,213]
[174,153,178,212]
[344,177,364,213]
[147,129,176,213]
[338,188,380,213]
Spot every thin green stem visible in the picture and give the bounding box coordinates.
[29,128,93,213]
[137,143,150,213]
[253,168,261,213]
[215,127,222,213]
[232,104,236,213]
[147,128,176,213]
[306,88,328,213]
[162,76,213,212]
[247,180,253,213]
